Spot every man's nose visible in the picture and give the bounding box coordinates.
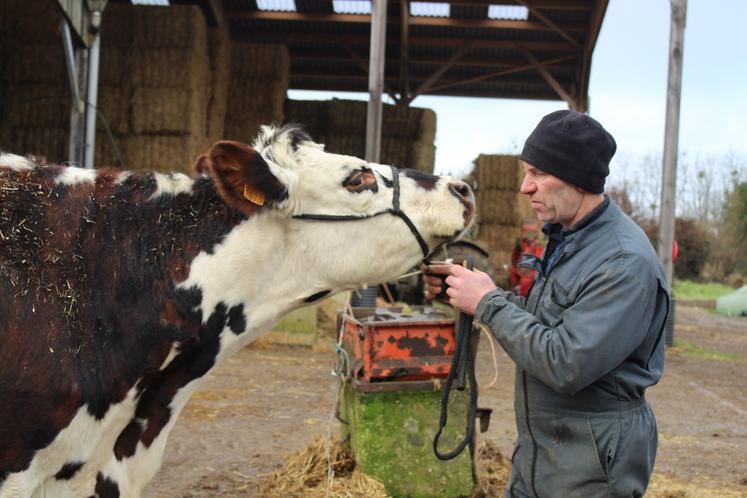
[520,174,535,194]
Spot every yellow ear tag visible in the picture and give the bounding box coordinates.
[243,184,265,206]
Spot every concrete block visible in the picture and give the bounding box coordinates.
[341,383,475,498]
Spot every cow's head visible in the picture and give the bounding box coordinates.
[195,124,474,291]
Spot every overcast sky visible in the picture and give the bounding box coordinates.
[289,0,747,183]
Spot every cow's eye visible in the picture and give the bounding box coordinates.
[343,169,377,192]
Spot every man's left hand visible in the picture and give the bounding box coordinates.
[423,263,496,316]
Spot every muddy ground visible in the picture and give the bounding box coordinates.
[143,304,747,498]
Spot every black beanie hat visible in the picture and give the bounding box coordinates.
[519,109,616,194]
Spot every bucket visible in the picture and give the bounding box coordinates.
[350,286,377,308]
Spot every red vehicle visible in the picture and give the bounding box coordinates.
[509,221,545,297]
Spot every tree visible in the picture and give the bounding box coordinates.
[720,181,747,275]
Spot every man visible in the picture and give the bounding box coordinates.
[425,110,669,497]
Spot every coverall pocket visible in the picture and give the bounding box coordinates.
[587,416,621,481]
[533,416,610,497]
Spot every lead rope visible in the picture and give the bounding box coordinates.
[433,255,478,460]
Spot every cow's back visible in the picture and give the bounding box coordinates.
[0,155,245,496]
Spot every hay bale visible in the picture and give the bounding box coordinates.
[382,105,423,139]
[224,105,284,144]
[10,127,68,163]
[412,141,436,173]
[477,223,522,253]
[227,79,287,116]
[472,154,523,191]
[100,3,135,48]
[130,49,209,90]
[7,44,67,84]
[0,0,60,44]
[115,134,207,173]
[284,99,328,137]
[230,43,290,84]
[477,189,529,225]
[224,44,288,141]
[326,99,368,133]
[96,86,130,135]
[132,4,207,50]
[94,133,127,169]
[5,84,70,128]
[131,87,206,135]
[418,107,437,143]
[323,134,365,158]
[206,27,231,142]
[98,47,129,87]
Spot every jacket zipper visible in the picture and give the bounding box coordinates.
[525,274,549,498]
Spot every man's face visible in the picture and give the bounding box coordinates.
[519,161,584,227]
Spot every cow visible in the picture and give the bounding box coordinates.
[0,124,475,498]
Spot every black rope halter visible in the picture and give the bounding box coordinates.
[292,165,433,263]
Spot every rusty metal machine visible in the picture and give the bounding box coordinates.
[339,306,457,386]
[336,303,489,497]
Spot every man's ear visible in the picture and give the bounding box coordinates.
[199,140,289,216]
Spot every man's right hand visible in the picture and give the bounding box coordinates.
[423,263,497,316]
[423,263,452,302]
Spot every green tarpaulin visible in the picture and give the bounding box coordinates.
[716,285,747,317]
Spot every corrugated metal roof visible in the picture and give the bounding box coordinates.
[256,0,296,11]
[219,0,609,110]
[410,2,450,17]
[487,4,528,20]
[332,0,370,14]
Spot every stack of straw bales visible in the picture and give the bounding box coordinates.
[95,3,214,173]
[223,42,289,144]
[0,0,71,161]
[285,98,437,173]
[470,154,537,281]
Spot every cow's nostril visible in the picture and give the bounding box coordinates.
[449,181,473,202]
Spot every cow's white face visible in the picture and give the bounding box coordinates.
[190,124,475,343]
[249,125,475,287]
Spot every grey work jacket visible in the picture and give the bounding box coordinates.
[476,199,669,498]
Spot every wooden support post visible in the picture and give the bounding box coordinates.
[399,0,410,105]
[658,0,687,286]
[366,0,387,163]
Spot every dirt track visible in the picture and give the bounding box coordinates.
[143,305,747,497]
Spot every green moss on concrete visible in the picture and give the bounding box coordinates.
[342,384,475,498]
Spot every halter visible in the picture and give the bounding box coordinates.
[292,165,432,263]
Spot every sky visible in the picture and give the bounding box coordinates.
[288,0,747,185]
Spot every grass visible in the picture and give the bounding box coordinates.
[671,339,741,362]
[672,280,736,301]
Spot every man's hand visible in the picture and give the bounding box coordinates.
[423,263,496,316]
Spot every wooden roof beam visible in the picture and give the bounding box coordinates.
[227,10,586,32]
[410,0,593,8]
[399,0,411,105]
[290,50,577,68]
[233,31,578,52]
[517,44,575,107]
[514,0,581,47]
[344,46,401,103]
[412,42,475,97]
[576,0,609,112]
[427,54,575,93]
[171,0,228,28]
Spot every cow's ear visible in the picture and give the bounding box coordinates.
[202,140,289,216]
